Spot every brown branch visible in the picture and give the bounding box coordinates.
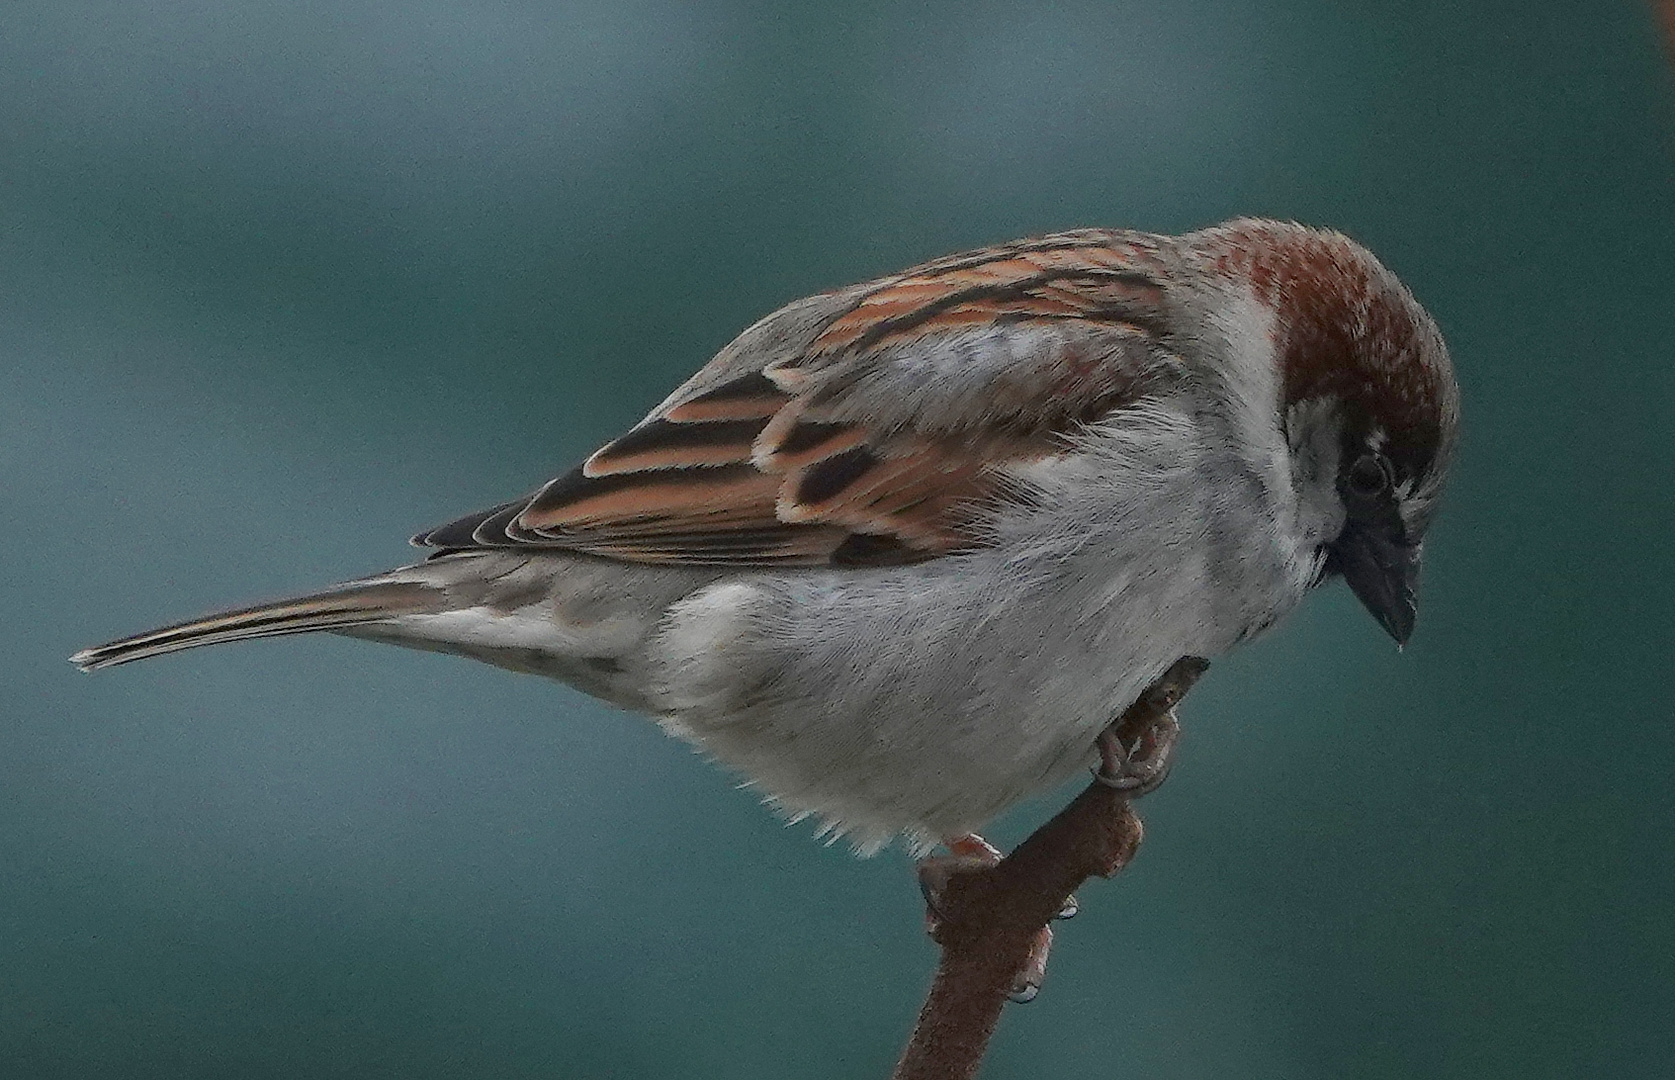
[890,657,1210,1080]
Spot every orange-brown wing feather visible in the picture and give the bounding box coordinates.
[414,230,1182,567]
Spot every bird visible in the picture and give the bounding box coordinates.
[72,217,1459,862]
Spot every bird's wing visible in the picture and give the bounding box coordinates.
[415,230,1185,567]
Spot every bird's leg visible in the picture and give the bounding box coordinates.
[1094,699,1183,797]
[929,835,1078,918]
[947,832,1004,863]
[916,833,1001,936]
[915,833,1072,1003]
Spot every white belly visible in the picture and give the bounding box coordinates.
[643,415,1316,853]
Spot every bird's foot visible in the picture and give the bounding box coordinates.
[916,834,1001,939]
[1093,702,1182,797]
[915,833,1074,1003]
[1093,656,1207,796]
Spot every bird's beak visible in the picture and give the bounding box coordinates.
[1327,521,1420,646]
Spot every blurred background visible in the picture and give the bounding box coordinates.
[4,2,1672,1077]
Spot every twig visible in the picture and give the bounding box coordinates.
[889,657,1209,1080]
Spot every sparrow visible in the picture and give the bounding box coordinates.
[73,218,1459,860]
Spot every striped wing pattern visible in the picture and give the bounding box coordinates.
[416,230,1180,567]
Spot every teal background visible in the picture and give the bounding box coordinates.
[4,3,1673,1077]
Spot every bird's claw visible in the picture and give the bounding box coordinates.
[915,834,1070,1004]
[1093,710,1180,797]
[916,852,995,934]
[1008,927,1051,1003]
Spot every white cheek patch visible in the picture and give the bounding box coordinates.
[1207,287,1282,421]
[1204,286,1297,502]
[1285,396,1342,485]
[1284,395,1348,549]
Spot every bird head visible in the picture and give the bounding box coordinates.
[1192,220,1460,645]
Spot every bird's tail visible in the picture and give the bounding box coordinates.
[69,578,443,672]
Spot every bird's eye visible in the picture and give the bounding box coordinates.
[1345,453,1392,499]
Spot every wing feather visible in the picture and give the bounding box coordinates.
[415,230,1184,567]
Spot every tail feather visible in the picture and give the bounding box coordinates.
[70,580,442,672]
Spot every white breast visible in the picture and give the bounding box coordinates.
[643,391,1313,854]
